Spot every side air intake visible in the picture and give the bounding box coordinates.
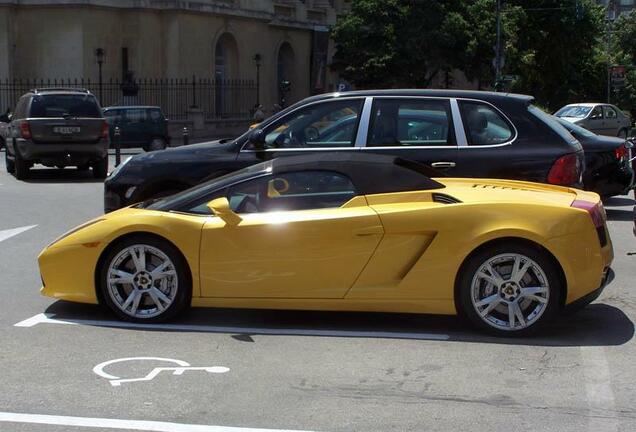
[432,193,462,204]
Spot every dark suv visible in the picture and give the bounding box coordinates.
[4,88,109,179]
[103,106,170,151]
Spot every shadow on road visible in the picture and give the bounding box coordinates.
[43,301,633,348]
[606,208,633,221]
[21,167,104,184]
[604,196,635,207]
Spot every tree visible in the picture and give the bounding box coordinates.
[505,0,606,110]
[330,0,470,88]
[611,10,636,115]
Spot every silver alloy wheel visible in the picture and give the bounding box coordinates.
[106,244,178,319]
[470,253,550,331]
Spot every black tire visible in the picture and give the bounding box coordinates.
[13,148,30,180]
[145,138,167,152]
[5,148,15,173]
[92,157,108,179]
[99,235,192,323]
[456,242,562,337]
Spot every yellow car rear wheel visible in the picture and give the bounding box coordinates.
[98,234,192,323]
[457,242,562,337]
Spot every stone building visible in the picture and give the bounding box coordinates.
[0,0,347,131]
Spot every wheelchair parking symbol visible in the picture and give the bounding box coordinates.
[93,357,230,386]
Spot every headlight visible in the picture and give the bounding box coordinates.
[47,218,105,248]
[107,156,132,178]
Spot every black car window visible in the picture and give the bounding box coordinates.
[590,106,603,119]
[604,106,617,119]
[29,94,101,118]
[459,101,513,146]
[259,99,363,149]
[125,109,147,123]
[184,171,357,215]
[149,109,163,122]
[367,99,453,147]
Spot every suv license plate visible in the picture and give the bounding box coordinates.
[53,126,81,134]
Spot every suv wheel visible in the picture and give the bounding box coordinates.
[5,149,15,173]
[13,149,30,180]
[146,138,167,152]
[93,157,108,179]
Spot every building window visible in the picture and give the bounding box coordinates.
[214,33,239,117]
[277,42,295,106]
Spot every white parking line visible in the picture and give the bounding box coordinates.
[0,225,37,243]
[580,346,618,432]
[0,411,317,432]
[14,313,450,340]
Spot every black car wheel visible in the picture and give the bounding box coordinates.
[92,157,108,179]
[99,235,191,322]
[457,242,562,337]
[13,149,30,180]
[145,138,167,152]
[5,148,15,173]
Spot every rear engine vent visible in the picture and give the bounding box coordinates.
[472,183,524,191]
[432,193,462,204]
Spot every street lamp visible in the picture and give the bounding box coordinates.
[253,53,262,106]
[95,48,105,102]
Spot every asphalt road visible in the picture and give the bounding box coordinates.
[0,151,635,432]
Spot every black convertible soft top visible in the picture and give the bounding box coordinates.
[265,152,445,194]
[147,152,444,212]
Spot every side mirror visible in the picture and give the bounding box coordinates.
[248,128,266,150]
[207,197,242,225]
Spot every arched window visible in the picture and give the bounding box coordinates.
[277,42,296,107]
[214,33,239,117]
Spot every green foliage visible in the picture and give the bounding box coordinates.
[611,10,636,114]
[331,0,609,110]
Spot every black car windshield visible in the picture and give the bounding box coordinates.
[30,94,101,118]
[555,116,596,138]
[554,105,592,118]
[145,162,272,211]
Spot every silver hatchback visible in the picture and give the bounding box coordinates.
[555,103,632,138]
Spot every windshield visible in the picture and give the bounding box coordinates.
[30,94,101,118]
[554,105,592,118]
[145,161,273,211]
[555,116,596,138]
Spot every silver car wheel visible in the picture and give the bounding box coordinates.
[106,244,178,319]
[470,253,550,332]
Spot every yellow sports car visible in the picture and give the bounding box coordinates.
[38,153,613,336]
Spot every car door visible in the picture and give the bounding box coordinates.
[587,106,605,135]
[198,170,384,298]
[236,98,365,167]
[603,105,621,136]
[359,97,459,175]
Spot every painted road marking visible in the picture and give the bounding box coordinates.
[93,357,229,386]
[0,412,318,432]
[0,225,37,243]
[14,313,450,341]
[580,346,618,432]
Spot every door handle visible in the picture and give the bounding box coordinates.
[431,162,456,169]
[354,225,384,236]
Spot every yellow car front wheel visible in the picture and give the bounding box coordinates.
[99,234,191,322]
[458,242,562,337]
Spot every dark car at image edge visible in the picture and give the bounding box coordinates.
[104,89,585,212]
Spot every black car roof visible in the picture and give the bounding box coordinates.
[265,152,444,195]
[297,89,534,105]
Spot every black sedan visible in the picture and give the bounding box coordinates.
[557,117,634,198]
[104,89,584,212]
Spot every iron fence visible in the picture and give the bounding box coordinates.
[0,76,257,121]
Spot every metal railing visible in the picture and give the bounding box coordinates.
[0,76,257,121]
